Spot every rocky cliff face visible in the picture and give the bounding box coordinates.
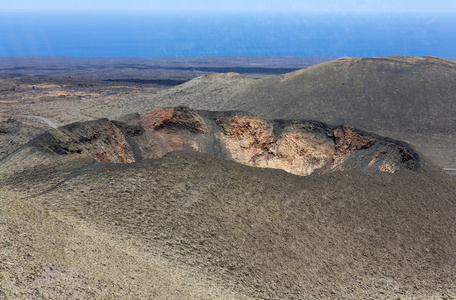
[26,107,419,176]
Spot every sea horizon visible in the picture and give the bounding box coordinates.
[1,11,455,58]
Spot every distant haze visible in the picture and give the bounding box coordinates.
[2,0,456,12]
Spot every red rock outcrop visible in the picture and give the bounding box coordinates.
[217,117,336,176]
[142,106,208,133]
[333,125,375,166]
[34,119,135,163]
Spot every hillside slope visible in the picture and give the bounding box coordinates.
[231,56,456,134]
[1,152,455,299]
[0,189,251,299]
[0,108,455,299]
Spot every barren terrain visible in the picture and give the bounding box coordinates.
[1,56,455,299]
[0,56,330,158]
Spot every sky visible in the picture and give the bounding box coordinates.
[2,0,456,13]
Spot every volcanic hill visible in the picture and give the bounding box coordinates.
[1,107,455,299]
[138,56,456,168]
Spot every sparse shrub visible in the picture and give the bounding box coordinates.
[29,194,37,198]
[341,81,345,85]
[89,177,101,185]
[394,89,399,93]
[85,200,92,205]
[0,286,7,296]
[420,79,424,83]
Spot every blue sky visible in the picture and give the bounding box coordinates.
[2,0,456,12]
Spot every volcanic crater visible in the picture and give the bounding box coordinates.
[29,106,419,177]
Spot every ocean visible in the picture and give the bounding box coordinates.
[0,11,455,58]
